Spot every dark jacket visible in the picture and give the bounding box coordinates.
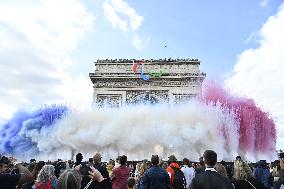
[91,162,112,189]
[194,166,206,176]
[81,163,112,189]
[274,170,284,189]
[190,170,234,189]
[0,173,21,189]
[253,166,272,188]
[139,165,171,189]
[232,177,266,189]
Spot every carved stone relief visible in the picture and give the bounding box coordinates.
[97,94,122,108]
[126,91,169,104]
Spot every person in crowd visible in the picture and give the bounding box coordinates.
[138,155,171,189]
[232,159,266,189]
[220,160,233,179]
[127,177,136,189]
[74,153,83,167]
[128,163,135,178]
[272,160,281,183]
[89,165,105,182]
[138,162,149,177]
[21,161,46,189]
[107,159,115,177]
[191,163,197,170]
[114,156,121,169]
[136,162,149,188]
[134,162,142,179]
[54,160,66,179]
[57,169,81,189]
[166,154,186,189]
[28,162,36,172]
[194,157,206,175]
[181,158,195,189]
[273,159,284,189]
[33,165,58,189]
[214,163,228,177]
[111,155,130,189]
[0,156,33,189]
[33,161,46,180]
[57,164,104,189]
[236,156,242,161]
[56,165,104,189]
[91,152,112,189]
[65,160,73,169]
[253,160,272,188]
[159,159,168,170]
[190,150,234,189]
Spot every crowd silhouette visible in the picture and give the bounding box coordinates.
[1,150,284,189]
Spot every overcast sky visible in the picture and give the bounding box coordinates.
[0,0,283,148]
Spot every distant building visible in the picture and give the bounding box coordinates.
[89,58,206,107]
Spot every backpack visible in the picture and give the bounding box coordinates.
[171,166,186,189]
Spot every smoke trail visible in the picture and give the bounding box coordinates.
[202,81,277,160]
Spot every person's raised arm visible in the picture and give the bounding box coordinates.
[15,163,33,186]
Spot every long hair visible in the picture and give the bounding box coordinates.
[214,163,227,177]
[233,160,253,180]
[138,162,149,177]
[56,169,81,189]
[37,165,55,183]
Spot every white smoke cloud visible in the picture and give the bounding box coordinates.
[0,0,95,122]
[225,3,284,149]
[22,102,240,161]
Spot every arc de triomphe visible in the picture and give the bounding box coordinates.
[89,59,206,107]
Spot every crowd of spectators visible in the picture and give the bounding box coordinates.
[1,150,284,189]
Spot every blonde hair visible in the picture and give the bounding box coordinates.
[138,162,148,177]
[214,163,227,177]
[233,160,253,180]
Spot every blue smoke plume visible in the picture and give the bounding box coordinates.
[0,105,68,157]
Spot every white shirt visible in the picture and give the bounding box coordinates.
[205,167,217,172]
[181,165,195,188]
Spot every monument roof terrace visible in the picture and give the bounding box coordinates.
[95,58,200,65]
